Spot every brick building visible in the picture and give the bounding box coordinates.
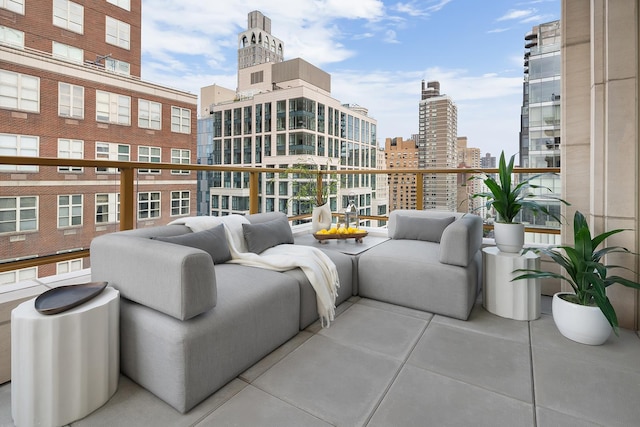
[0,0,197,284]
[385,137,419,211]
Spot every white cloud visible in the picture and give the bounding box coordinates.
[487,27,510,34]
[497,9,536,21]
[383,29,400,43]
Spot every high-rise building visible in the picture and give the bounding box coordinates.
[0,0,197,282]
[198,11,380,225]
[418,80,458,211]
[385,137,418,211]
[456,136,482,214]
[480,153,496,169]
[519,20,562,244]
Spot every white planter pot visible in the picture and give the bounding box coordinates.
[552,292,611,345]
[494,222,525,253]
[311,202,332,232]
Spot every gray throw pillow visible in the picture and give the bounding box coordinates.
[153,224,231,264]
[394,215,455,243]
[242,216,294,254]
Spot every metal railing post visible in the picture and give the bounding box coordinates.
[120,167,135,230]
[416,172,423,210]
[249,171,259,214]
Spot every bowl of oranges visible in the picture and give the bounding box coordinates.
[313,225,368,243]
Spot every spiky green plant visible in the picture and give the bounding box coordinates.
[472,151,567,223]
[514,210,640,335]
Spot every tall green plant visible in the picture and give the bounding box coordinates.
[472,151,567,223]
[514,210,640,334]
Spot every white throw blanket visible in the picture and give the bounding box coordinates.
[169,215,339,327]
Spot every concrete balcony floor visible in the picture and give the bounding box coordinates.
[1,291,640,426]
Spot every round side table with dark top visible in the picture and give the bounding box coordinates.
[11,286,119,427]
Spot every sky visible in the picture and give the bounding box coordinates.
[140,0,560,157]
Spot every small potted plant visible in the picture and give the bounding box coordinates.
[513,210,640,345]
[472,151,567,253]
[285,158,336,231]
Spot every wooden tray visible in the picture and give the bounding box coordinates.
[35,281,108,315]
[313,231,368,243]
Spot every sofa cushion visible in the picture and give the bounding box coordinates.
[242,216,294,254]
[393,215,455,243]
[154,224,231,264]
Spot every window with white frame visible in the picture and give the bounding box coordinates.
[57,139,83,172]
[56,258,83,275]
[0,196,37,233]
[58,82,84,119]
[52,41,83,63]
[53,0,83,34]
[138,146,161,174]
[105,57,130,75]
[0,25,24,48]
[0,69,39,112]
[0,134,38,172]
[96,90,130,125]
[95,141,129,172]
[171,191,190,216]
[0,267,36,287]
[138,192,160,220]
[95,193,119,224]
[171,106,191,133]
[58,194,82,227]
[138,100,161,130]
[106,0,130,11]
[105,16,130,50]
[171,148,190,174]
[1,0,25,14]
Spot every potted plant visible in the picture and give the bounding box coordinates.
[513,210,640,345]
[472,151,567,253]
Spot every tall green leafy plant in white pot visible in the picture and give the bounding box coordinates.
[472,151,567,253]
[285,158,336,232]
[514,211,640,345]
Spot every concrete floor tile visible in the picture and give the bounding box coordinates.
[253,335,401,427]
[368,365,534,427]
[531,314,640,373]
[409,322,533,403]
[319,303,428,359]
[198,385,332,427]
[536,406,601,427]
[355,298,434,321]
[432,302,531,344]
[0,381,12,427]
[533,346,640,427]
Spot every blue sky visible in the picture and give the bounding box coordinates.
[140,0,560,158]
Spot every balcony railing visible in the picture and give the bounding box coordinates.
[0,155,561,275]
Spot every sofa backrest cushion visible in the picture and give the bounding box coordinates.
[393,215,455,243]
[242,215,294,254]
[153,224,231,264]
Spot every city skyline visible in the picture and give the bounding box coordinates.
[140,0,560,158]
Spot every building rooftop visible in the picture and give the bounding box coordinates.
[1,270,639,426]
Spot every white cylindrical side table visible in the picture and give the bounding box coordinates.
[11,286,119,427]
[482,246,541,321]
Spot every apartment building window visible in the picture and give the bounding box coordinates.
[171,148,190,174]
[95,193,119,223]
[0,0,24,14]
[0,25,24,48]
[170,191,189,216]
[56,259,82,275]
[96,141,129,172]
[57,139,83,172]
[96,91,130,125]
[171,106,190,134]
[52,41,83,63]
[105,16,130,50]
[138,100,161,130]
[53,0,83,34]
[0,196,37,233]
[105,57,130,75]
[138,146,160,174]
[106,0,130,11]
[0,267,36,287]
[58,194,82,227]
[58,82,84,118]
[0,69,39,112]
[138,192,160,219]
[0,134,38,172]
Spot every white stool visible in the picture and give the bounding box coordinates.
[11,287,119,427]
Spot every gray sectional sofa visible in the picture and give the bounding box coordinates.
[90,210,482,413]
